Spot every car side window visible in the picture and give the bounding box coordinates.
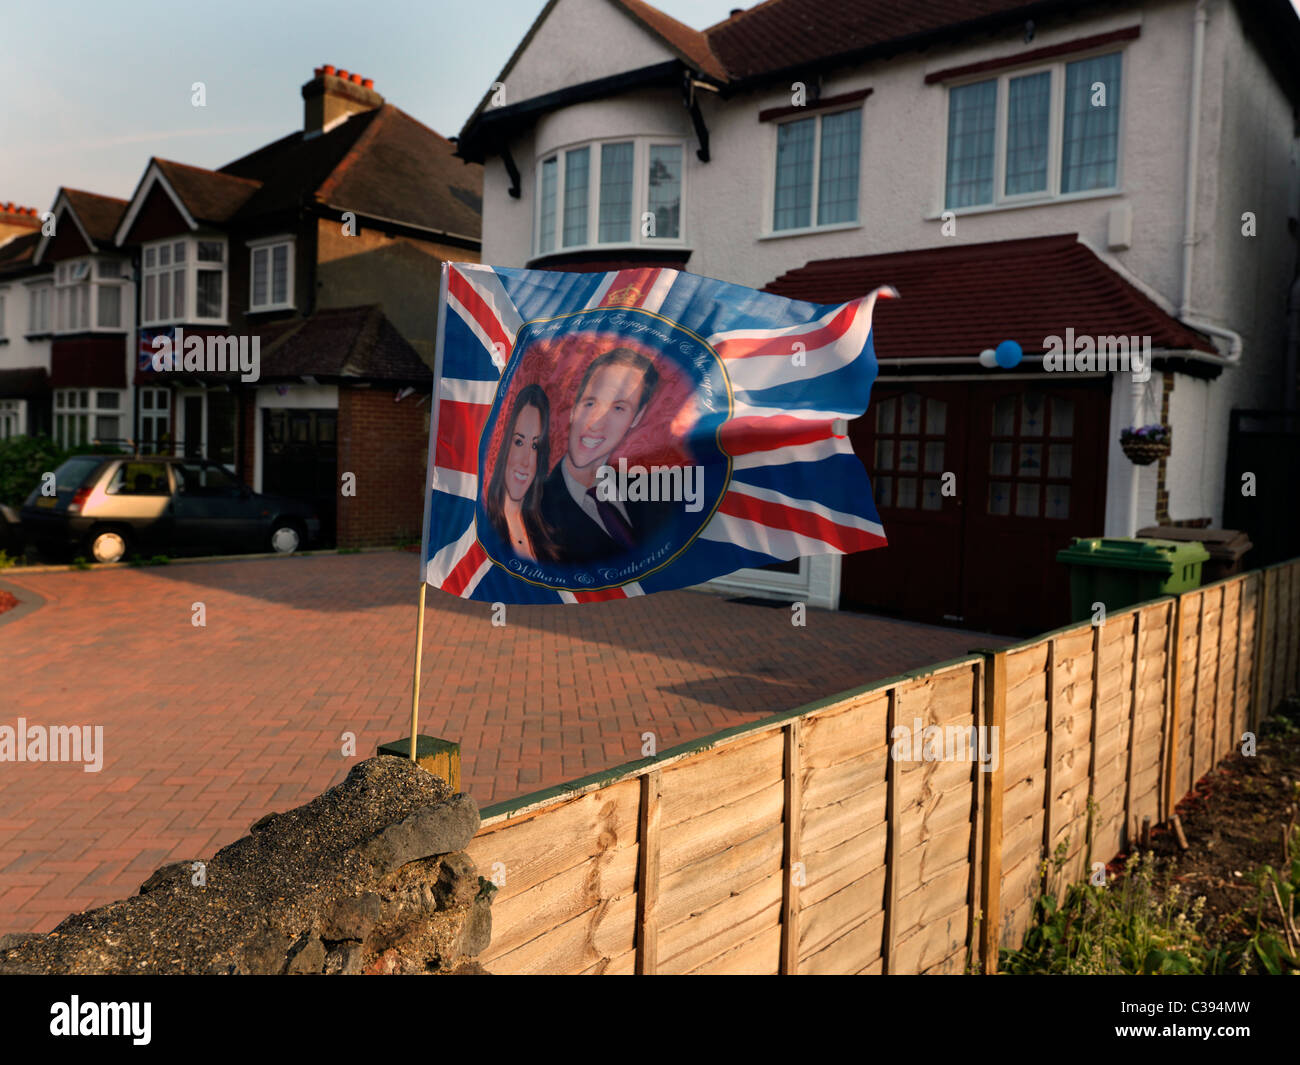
[106,462,170,496]
[174,462,240,497]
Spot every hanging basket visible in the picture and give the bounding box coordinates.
[1121,436,1171,466]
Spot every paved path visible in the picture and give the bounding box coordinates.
[0,552,1007,933]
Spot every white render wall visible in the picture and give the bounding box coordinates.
[478,0,1300,581]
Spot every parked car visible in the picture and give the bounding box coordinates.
[20,455,321,563]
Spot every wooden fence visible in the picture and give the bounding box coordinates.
[465,558,1300,974]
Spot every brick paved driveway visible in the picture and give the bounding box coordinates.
[0,552,1007,933]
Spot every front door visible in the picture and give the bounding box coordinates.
[262,409,338,546]
[841,379,1110,636]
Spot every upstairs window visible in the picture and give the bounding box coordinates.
[54,258,127,334]
[535,138,686,256]
[944,51,1123,210]
[248,237,293,312]
[772,107,862,232]
[27,282,51,334]
[142,237,226,325]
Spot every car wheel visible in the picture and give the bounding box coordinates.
[269,521,301,554]
[88,528,129,564]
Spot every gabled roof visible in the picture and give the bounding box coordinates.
[33,188,128,264]
[255,304,431,384]
[222,104,480,239]
[615,0,726,80]
[0,231,42,277]
[153,159,262,224]
[111,103,481,244]
[763,234,1219,360]
[114,159,262,244]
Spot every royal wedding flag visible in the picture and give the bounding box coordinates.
[420,263,894,604]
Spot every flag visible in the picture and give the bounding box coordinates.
[420,263,894,604]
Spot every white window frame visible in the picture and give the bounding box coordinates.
[764,104,865,238]
[533,136,689,258]
[51,257,129,334]
[0,398,23,439]
[939,47,1127,214]
[25,279,52,335]
[141,235,228,326]
[246,235,296,312]
[137,387,172,455]
[54,388,126,449]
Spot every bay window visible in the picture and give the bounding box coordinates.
[535,138,686,256]
[52,258,127,334]
[55,389,125,448]
[26,282,51,335]
[944,51,1123,210]
[142,237,227,325]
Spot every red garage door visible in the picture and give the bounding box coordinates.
[841,379,1110,636]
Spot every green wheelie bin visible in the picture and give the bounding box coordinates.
[1056,536,1209,622]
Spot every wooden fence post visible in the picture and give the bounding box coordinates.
[1251,573,1268,734]
[1086,621,1101,863]
[635,770,661,975]
[1189,592,1204,790]
[882,688,901,974]
[1164,595,1184,821]
[979,651,1006,975]
[1041,638,1057,877]
[1124,610,1141,844]
[779,719,802,975]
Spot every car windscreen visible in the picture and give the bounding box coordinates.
[53,456,108,492]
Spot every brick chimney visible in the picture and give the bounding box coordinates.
[302,66,383,135]
[0,202,41,242]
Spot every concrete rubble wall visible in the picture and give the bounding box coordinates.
[0,756,494,975]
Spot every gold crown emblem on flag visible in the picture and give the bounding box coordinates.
[605,285,643,306]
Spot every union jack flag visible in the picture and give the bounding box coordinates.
[421,262,894,604]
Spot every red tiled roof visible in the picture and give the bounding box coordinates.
[62,189,128,245]
[706,0,1072,81]
[613,0,728,80]
[152,159,262,225]
[763,234,1218,360]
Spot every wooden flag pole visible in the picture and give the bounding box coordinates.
[410,583,427,761]
[411,261,452,761]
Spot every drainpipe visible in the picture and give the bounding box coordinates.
[1287,274,1300,412]
[1174,1,1244,365]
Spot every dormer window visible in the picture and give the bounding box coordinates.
[142,237,227,326]
[534,138,685,258]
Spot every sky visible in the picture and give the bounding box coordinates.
[0,0,743,212]
[4,0,1300,213]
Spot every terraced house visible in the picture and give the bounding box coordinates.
[457,0,1300,634]
[4,66,482,548]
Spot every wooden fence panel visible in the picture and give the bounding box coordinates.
[656,729,785,974]
[467,777,641,974]
[466,558,1299,975]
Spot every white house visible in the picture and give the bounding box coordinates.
[456,0,1300,634]
[0,203,53,441]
